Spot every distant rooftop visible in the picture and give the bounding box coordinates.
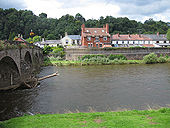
[67,35,81,40]
[142,34,167,41]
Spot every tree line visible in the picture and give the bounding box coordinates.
[0,8,170,41]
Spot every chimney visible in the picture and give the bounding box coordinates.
[81,24,85,33]
[65,32,68,36]
[157,32,159,36]
[128,34,131,38]
[42,38,45,42]
[60,35,62,39]
[106,24,109,33]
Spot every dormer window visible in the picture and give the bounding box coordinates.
[95,37,99,41]
[87,36,91,41]
[103,37,107,41]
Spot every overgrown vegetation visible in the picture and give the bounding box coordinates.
[43,45,65,60]
[0,41,31,50]
[43,52,170,66]
[0,108,170,128]
[143,53,168,64]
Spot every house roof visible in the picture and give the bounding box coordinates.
[141,34,168,41]
[38,40,62,45]
[14,37,26,42]
[141,44,155,47]
[112,34,151,41]
[82,28,110,37]
[68,35,81,40]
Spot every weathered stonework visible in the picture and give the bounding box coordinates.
[65,48,170,60]
[0,47,43,88]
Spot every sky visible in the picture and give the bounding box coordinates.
[0,0,170,22]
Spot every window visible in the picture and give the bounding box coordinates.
[88,43,93,47]
[102,30,104,32]
[103,37,107,41]
[88,43,91,47]
[86,30,89,32]
[99,44,102,47]
[66,40,69,44]
[87,36,91,41]
[73,40,75,45]
[94,30,97,33]
[95,37,99,41]
[96,43,98,48]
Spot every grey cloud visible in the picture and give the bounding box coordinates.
[0,0,26,9]
[118,0,170,16]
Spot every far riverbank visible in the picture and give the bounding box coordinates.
[43,53,170,66]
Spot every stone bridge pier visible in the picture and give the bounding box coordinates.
[0,47,43,89]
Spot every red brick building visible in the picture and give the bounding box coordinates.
[81,24,111,48]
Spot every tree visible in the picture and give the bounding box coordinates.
[33,35,41,42]
[75,13,85,23]
[39,13,47,18]
[167,29,170,41]
[47,34,55,40]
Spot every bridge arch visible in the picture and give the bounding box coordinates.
[0,56,20,88]
[24,51,32,65]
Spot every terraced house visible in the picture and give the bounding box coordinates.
[81,24,111,48]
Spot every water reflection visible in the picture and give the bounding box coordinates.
[0,64,170,120]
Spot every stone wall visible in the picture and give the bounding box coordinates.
[65,48,170,60]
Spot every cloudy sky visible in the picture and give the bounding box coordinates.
[0,0,170,22]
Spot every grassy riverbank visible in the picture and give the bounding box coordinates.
[42,53,170,66]
[0,108,170,128]
[43,59,144,66]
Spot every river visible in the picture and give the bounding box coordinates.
[0,64,170,120]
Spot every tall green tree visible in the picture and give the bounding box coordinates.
[167,29,170,40]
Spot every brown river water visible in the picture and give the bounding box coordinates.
[0,64,170,121]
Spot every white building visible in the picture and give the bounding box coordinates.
[34,39,62,48]
[61,32,81,47]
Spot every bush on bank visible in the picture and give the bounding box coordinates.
[143,53,168,64]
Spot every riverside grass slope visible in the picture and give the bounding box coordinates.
[0,108,170,128]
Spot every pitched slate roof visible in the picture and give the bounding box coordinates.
[142,34,167,41]
[112,34,151,41]
[68,35,81,40]
[41,40,62,44]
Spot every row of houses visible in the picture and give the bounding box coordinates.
[35,24,170,48]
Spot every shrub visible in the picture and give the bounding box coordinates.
[157,56,167,63]
[108,54,127,60]
[143,53,158,64]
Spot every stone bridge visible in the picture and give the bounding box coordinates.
[0,45,43,89]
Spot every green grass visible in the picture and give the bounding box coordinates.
[0,108,170,128]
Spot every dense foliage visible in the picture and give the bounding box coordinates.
[167,29,170,40]
[143,53,168,64]
[43,45,65,59]
[0,8,170,40]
